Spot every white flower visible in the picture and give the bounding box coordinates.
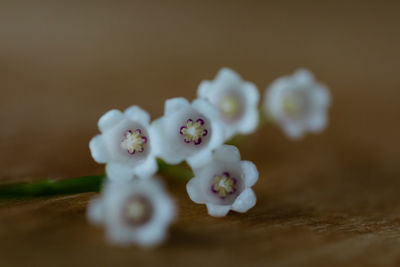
[87,178,176,247]
[89,106,158,181]
[263,69,331,139]
[186,145,258,217]
[150,97,225,169]
[197,68,260,140]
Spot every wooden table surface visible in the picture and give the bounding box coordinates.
[1,1,400,266]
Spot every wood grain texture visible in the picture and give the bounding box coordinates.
[1,1,400,266]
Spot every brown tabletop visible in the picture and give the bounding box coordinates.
[1,1,400,266]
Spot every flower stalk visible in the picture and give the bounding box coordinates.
[0,175,106,198]
[0,159,193,199]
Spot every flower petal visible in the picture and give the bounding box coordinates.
[124,105,150,126]
[192,98,219,121]
[133,157,158,178]
[186,178,205,204]
[213,145,241,163]
[135,225,167,248]
[308,112,327,133]
[89,135,109,163]
[208,121,225,149]
[187,149,212,169]
[206,203,231,217]
[240,161,258,187]
[149,118,185,164]
[243,81,260,106]
[154,192,177,224]
[222,126,237,141]
[160,151,184,165]
[106,227,131,246]
[98,109,125,133]
[282,123,305,140]
[164,97,190,116]
[294,68,314,85]
[232,188,256,213]
[86,197,104,226]
[314,85,331,108]
[197,80,212,98]
[148,118,164,157]
[106,163,135,181]
[238,108,259,134]
[216,67,241,84]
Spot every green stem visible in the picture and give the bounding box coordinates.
[259,107,271,127]
[0,159,193,199]
[157,159,194,181]
[0,175,106,199]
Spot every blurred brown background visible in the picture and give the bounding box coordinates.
[1,1,400,266]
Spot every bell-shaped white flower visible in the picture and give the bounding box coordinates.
[89,106,158,181]
[87,178,176,247]
[150,97,225,169]
[263,69,331,139]
[186,145,258,217]
[197,68,260,140]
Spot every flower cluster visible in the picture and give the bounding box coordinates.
[88,68,331,247]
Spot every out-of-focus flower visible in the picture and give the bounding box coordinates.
[150,97,224,169]
[263,69,331,139]
[87,178,176,247]
[197,68,260,140]
[186,145,258,217]
[89,106,157,181]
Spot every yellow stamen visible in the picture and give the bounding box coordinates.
[219,96,240,118]
[283,94,303,116]
[126,201,146,220]
[121,130,145,154]
[213,175,235,197]
[182,121,204,142]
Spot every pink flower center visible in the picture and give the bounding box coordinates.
[179,118,208,145]
[120,129,148,155]
[211,172,237,198]
[122,195,153,227]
